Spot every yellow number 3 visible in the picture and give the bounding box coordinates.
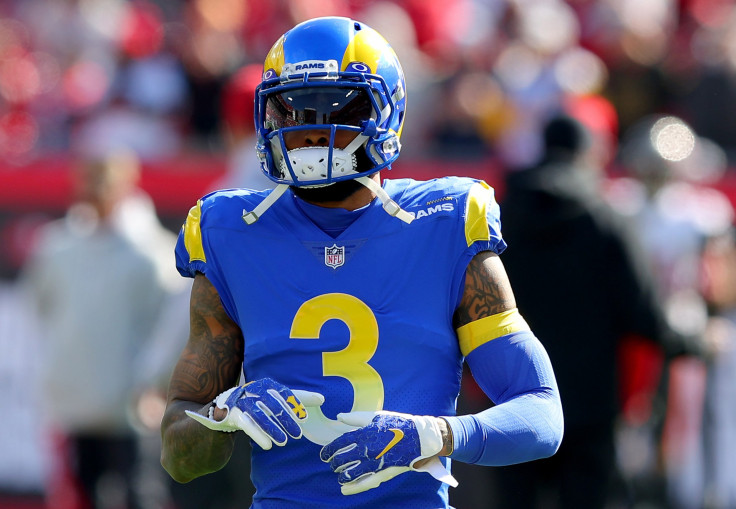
[290,293,384,413]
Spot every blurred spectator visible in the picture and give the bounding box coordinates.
[614,115,733,328]
[611,115,734,509]
[214,63,273,191]
[495,114,691,508]
[71,99,184,161]
[71,2,188,161]
[22,151,177,509]
[0,277,50,508]
[700,229,736,509]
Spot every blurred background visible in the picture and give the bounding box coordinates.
[2,0,736,508]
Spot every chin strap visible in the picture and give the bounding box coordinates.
[355,176,414,224]
[242,184,289,225]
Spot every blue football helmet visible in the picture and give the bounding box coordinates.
[254,16,407,188]
[242,17,412,225]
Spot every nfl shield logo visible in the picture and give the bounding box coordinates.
[324,244,345,269]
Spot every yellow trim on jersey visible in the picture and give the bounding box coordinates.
[465,181,492,247]
[340,28,390,74]
[264,35,286,75]
[184,200,206,263]
[456,309,530,356]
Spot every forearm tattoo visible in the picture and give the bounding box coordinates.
[161,275,243,477]
[168,274,244,406]
[453,251,516,329]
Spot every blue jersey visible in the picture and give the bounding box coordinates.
[175,177,506,508]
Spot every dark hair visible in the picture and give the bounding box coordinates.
[543,115,591,155]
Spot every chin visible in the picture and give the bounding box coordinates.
[291,178,366,204]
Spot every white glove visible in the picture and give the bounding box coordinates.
[185,377,324,450]
[320,411,458,495]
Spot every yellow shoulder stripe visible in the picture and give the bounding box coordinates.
[465,181,492,247]
[184,200,206,263]
[456,309,530,356]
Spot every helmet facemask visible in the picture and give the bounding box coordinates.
[256,73,401,188]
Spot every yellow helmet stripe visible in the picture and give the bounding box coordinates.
[340,28,391,73]
[264,35,286,76]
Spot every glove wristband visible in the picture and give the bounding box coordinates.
[439,417,454,456]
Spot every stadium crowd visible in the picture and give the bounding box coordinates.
[0,0,734,167]
[1,0,736,508]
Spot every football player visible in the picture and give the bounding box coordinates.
[161,16,563,508]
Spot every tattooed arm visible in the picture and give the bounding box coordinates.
[440,250,564,465]
[453,251,516,328]
[161,273,244,483]
[421,252,516,458]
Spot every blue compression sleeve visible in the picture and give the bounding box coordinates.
[445,330,564,465]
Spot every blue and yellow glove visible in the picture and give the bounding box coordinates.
[185,377,324,450]
[320,411,458,495]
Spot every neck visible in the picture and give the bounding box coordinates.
[302,173,380,210]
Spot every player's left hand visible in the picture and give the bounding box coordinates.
[320,411,458,495]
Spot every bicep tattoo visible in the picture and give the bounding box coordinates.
[453,251,517,328]
[168,273,244,404]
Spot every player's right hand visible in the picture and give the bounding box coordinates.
[185,377,324,450]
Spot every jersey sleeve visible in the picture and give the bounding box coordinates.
[175,199,208,279]
[446,179,507,312]
[462,179,507,257]
[174,195,238,322]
